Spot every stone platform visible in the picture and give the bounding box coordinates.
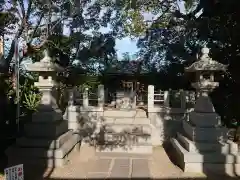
[171,137,240,176]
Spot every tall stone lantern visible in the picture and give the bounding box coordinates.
[170,47,240,175]
[6,50,80,167]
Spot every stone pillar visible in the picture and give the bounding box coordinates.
[132,94,137,109]
[148,85,154,112]
[163,90,169,107]
[98,84,104,109]
[180,89,186,110]
[68,87,74,106]
[63,87,80,132]
[83,87,89,108]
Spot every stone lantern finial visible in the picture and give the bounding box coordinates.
[41,49,51,63]
[201,46,210,58]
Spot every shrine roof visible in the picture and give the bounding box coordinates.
[107,60,149,75]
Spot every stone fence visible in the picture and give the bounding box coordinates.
[70,84,196,113]
[71,85,104,108]
[148,85,196,113]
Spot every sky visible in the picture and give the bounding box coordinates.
[112,1,186,59]
[96,26,140,59]
[115,37,138,59]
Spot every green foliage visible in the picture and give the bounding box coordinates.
[19,77,41,113]
[76,75,100,92]
[22,91,41,111]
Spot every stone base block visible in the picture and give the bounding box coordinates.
[7,154,70,167]
[32,109,63,122]
[16,130,75,149]
[183,120,228,142]
[183,163,240,177]
[24,120,68,138]
[6,133,80,167]
[170,138,240,176]
[177,133,238,154]
[189,111,220,127]
[96,145,152,154]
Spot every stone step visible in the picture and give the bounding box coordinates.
[103,117,150,125]
[102,132,151,145]
[103,123,152,135]
[6,133,80,159]
[170,138,240,164]
[104,110,136,118]
[177,132,238,154]
[16,130,74,149]
[96,145,152,154]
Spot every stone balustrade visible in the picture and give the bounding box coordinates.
[70,84,195,113]
[148,85,194,113]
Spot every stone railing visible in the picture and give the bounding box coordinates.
[72,85,105,109]
[70,84,195,113]
[153,90,169,107]
[148,85,196,113]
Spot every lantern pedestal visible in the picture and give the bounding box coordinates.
[171,93,240,176]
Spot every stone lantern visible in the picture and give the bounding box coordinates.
[6,49,80,167]
[170,47,240,175]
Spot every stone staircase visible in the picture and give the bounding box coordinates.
[95,109,152,154]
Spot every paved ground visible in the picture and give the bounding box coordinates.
[5,144,238,180]
[40,145,206,180]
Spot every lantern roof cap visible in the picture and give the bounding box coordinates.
[26,49,63,72]
[185,46,227,72]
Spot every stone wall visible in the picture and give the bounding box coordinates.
[64,105,103,142]
[149,109,185,144]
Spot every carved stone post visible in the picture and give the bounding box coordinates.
[68,87,74,106]
[164,90,169,107]
[83,87,89,107]
[180,89,186,110]
[98,84,104,109]
[148,85,154,112]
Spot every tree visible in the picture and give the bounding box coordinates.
[1,0,118,71]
